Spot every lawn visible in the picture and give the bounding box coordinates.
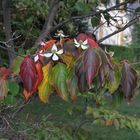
[0,93,140,140]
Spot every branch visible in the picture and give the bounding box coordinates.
[0,44,24,58]
[34,0,60,47]
[11,98,32,119]
[50,1,128,33]
[130,62,140,65]
[98,15,140,43]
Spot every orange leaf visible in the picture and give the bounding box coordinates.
[0,67,12,80]
[33,62,43,91]
[42,40,57,51]
[23,89,34,101]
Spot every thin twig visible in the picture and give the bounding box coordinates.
[130,62,140,65]
[51,1,129,33]
[98,15,140,43]
[73,119,91,137]
[11,98,32,119]
[6,34,22,44]
[0,44,25,58]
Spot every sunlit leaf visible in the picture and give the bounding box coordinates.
[51,63,69,101]
[38,63,53,103]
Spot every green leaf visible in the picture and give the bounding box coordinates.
[108,66,121,94]
[67,67,78,101]
[135,7,140,12]
[91,15,101,28]
[86,106,94,115]
[51,63,69,101]
[8,81,19,96]
[111,89,124,107]
[11,56,24,75]
[4,95,16,105]
[103,12,111,25]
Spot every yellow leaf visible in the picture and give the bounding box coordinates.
[62,53,75,69]
[38,63,53,103]
[0,79,8,100]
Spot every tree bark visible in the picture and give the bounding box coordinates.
[34,0,60,47]
[2,0,15,66]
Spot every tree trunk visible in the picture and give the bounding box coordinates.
[2,0,15,66]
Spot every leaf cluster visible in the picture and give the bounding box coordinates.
[0,32,138,105]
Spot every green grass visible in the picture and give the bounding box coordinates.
[1,94,139,140]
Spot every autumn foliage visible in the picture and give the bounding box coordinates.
[0,33,138,103]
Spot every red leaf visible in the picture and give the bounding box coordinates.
[76,33,88,41]
[33,62,43,91]
[19,56,38,92]
[98,49,113,86]
[76,33,99,48]
[75,48,101,91]
[121,61,138,101]
[87,38,99,48]
[0,67,12,80]
[75,58,88,93]
[83,48,102,88]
